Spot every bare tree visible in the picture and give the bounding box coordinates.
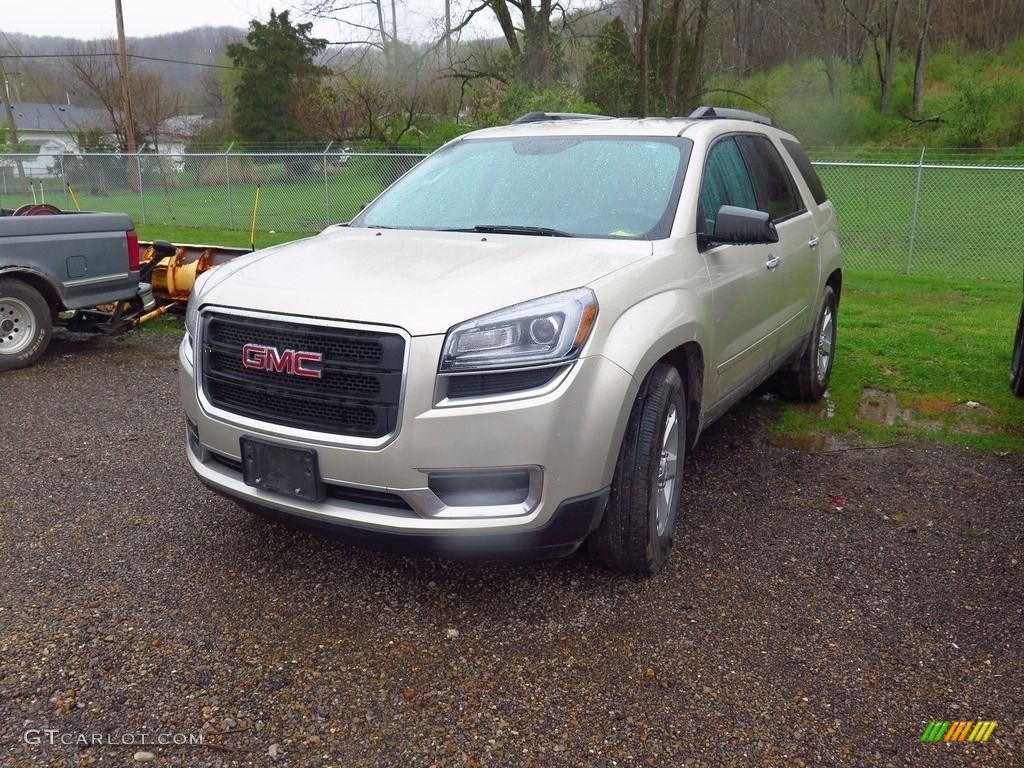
[131,70,184,151]
[301,0,404,64]
[443,0,576,88]
[841,0,877,68]
[912,0,936,115]
[685,0,713,108]
[62,40,129,147]
[874,0,902,117]
[812,0,840,99]
[638,0,654,115]
[844,0,902,116]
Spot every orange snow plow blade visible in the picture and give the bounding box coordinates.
[140,241,253,303]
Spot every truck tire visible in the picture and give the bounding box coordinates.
[0,279,53,372]
[588,363,685,575]
[779,284,837,402]
[1011,303,1024,397]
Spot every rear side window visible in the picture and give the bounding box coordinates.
[737,135,803,222]
[698,137,757,234]
[781,139,829,205]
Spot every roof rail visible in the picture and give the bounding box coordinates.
[511,111,612,124]
[687,106,774,127]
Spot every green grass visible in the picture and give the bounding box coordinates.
[768,269,1024,454]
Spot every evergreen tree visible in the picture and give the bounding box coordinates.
[581,18,641,117]
[227,9,328,145]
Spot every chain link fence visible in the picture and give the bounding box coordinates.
[1,147,1021,282]
[814,150,1024,282]
[0,148,426,242]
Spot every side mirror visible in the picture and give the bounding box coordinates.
[699,205,779,248]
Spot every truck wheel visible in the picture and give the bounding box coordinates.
[780,285,837,402]
[1011,303,1024,397]
[0,279,53,372]
[588,363,685,575]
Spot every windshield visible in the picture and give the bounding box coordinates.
[351,136,692,239]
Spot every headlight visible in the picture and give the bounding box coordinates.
[440,288,598,373]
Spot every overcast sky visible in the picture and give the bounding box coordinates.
[0,0,494,43]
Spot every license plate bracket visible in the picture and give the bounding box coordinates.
[240,437,324,502]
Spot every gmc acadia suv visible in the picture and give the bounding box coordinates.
[179,107,843,574]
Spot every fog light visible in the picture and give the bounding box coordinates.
[186,415,201,457]
[428,469,531,507]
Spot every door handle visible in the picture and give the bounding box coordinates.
[808,236,820,248]
[766,256,781,270]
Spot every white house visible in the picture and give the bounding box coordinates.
[1,101,208,178]
[0,101,110,177]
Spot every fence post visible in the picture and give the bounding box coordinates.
[907,147,926,275]
[59,154,69,209]
[134,148,146,224]
[225,142,234,230]
[324,141,332,228]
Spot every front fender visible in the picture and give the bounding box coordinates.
[587,270,714,473]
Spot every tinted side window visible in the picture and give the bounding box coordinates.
[698,137,757,234]
[737,135,803,222]
[781,138,829,205]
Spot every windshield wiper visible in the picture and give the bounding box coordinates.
[471,224,573,237]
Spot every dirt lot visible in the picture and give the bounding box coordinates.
[1,330,1021,768]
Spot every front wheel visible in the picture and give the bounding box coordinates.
[780,285,837,402]
[0,279,53,372]
[588,364,686,575]
[1011,302,1024,397]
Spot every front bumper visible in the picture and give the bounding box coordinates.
[179,332,632,558]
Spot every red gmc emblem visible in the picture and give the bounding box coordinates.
[242,343,323,378]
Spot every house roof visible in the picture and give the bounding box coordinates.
[0,101,110,134]
[159,114,210,141]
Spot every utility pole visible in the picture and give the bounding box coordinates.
[0,55,29,195]
[114,0,140,191]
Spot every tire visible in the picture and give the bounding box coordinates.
[1011,302,1024,397]
[780,285,837,402]
[0,279,53,372]
[588,363,686,575]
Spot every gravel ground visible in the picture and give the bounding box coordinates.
[1,330,1021,768]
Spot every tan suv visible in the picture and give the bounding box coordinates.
[179,107,843,574]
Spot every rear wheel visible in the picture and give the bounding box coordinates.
[780,285,837,402]
[1011,303,1024,397]
[0,279,52,372]
[588,363,685,575]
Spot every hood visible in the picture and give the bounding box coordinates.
[198,227,651,336]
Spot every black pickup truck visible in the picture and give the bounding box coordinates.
[0,205,155,371]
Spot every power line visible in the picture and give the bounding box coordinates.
[0,52,241,71]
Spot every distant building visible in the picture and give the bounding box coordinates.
[1,101,209,178]
[0,101,110,177]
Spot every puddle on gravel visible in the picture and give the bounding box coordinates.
[767,392,840,451]
[768,388,993,452]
